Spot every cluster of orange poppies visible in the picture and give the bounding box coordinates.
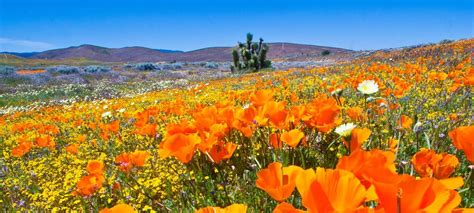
[158,89,344,164]
[255,144,470,212]
[74,160,105,196]
[115,150,149,172]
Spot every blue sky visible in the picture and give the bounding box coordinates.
[0,0,472,52]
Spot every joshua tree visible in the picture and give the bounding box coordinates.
[231,33,271,72]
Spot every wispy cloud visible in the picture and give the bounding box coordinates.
[0,37,54,51]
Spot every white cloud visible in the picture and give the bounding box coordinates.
[0,37,54,51]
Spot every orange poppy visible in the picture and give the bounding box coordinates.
[74,174,105,196]
[86,160,104,175]
[208,142,237,164]
[347,106,365,121]
[115,153,133,172]
[296,168,367,212]
[303,96,340,133]
[134,123,157,137]
[288,105,306,126]
[269,133,283,149]
[108,120,120,133]
[35,135,55,148]
[398,115,413,130]
[100,204,135,213]
[280,129,305,148]
[250,90,274,106]
[256,162,303,202]
[65,144,79,155]
[343,128,371,152]
[411,149,459,179]
[77,134,87,143]
[12,141,33,157]
[159,133,200,163]
[130,151,149,167]
[387,138,398,153]
[448,126,474,163]
[337,149,397,188]
[195,204,247,213]
[374,177,462,212]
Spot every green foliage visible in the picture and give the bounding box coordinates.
[230,33,272,72]
[0,66,16,75]
[321,50,331,56]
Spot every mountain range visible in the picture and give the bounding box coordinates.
[1,43,352,62]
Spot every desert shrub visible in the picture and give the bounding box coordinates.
[203,62,219,69]
[321,50,331,56]
[0,66,16,75]
[123,64,134,69]
[439,39,454,44]
[84,66,111,73]
[46,66,80,74]
[134,63,158,71]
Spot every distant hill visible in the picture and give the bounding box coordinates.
[7,43,352,62]
[0,52,39,58]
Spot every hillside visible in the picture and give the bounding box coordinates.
[21,43,352,62]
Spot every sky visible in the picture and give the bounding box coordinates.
[0,0,472,52]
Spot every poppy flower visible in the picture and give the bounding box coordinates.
[35,135,55,148]
[337,149,397,188]
[374,177,462,212]
[65,144,79,155]
[303,97,340,133]
[387,138,398,153]
[195,204,247,213]
[250,90,274,106]
[343,128,371,152]
[269,133,283,149]
[130,150,149,167]
[107,120,120,133]
[86,160,104,175]
[159,133,200,163]
[288,105,306,126]
[208,142,237,164]
[296,168,367,212]
[115,153,133,172]
[77,134,87,143]
[398,115,413,130]
[74,174,104,196]
[134,123,157,137]
[448,126,474,163]
[100,204,136,213]
[256,162,303,202]
[280,129,305,148]
[411,149,459,179]
[12,141,33,157]
[347,107,365,121]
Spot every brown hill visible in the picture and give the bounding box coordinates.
[30,43,352,62]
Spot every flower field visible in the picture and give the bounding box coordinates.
[1,39,473,212]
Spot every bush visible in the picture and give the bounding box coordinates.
[0,66,16,75]
[46,66,80,74]
[439,39,454,44]
[84,66,111,73]
[203,62,219,69]
[134,63,158,71]
[321,50,331,56]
